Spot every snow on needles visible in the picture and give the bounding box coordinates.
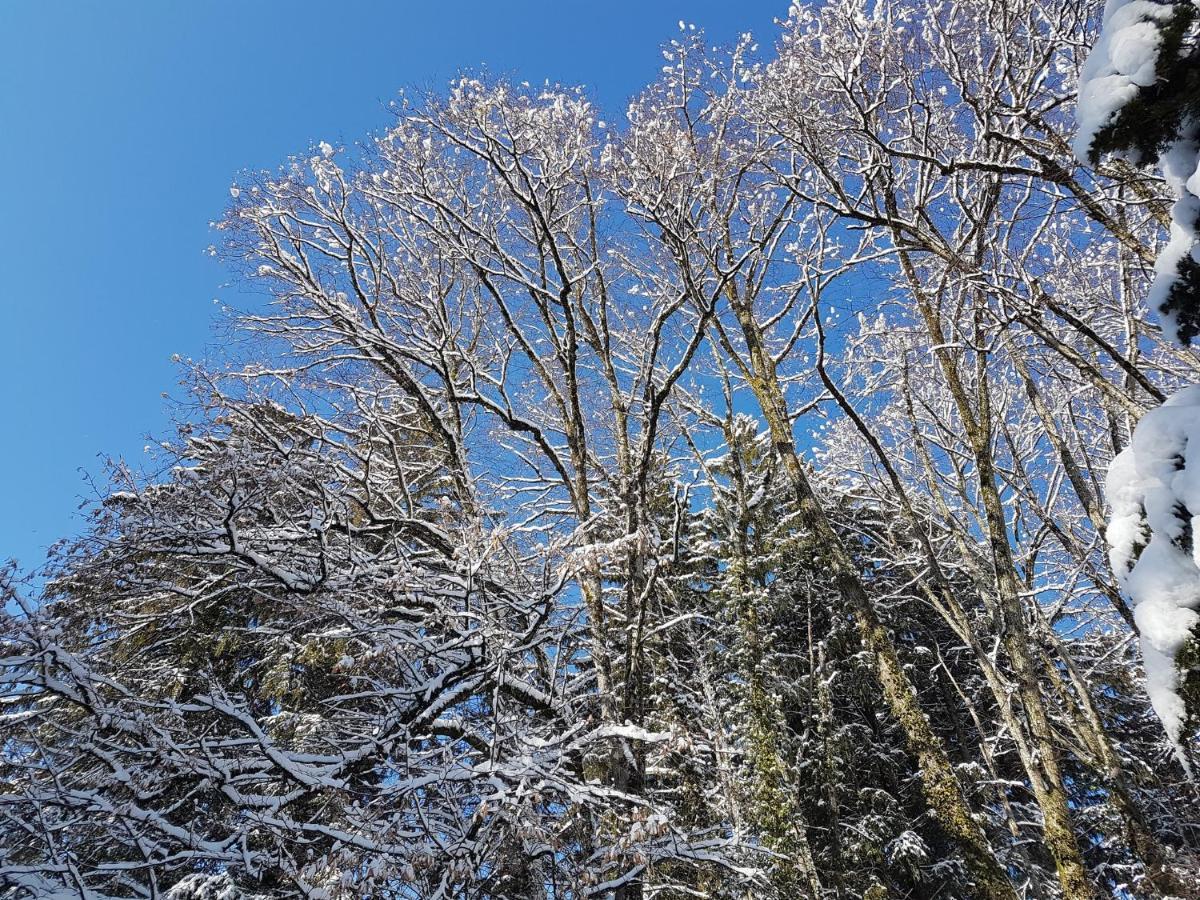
[1080,1,1200,752]
[1149,135,1200,344]
[1076,0,1200,346]
[1107,386,1200,753]
[1072,0,1172,162]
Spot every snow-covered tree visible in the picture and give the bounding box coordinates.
[0,389,626,897]
[1077,0,1200,343]
[6,2,1200,897]
[1107,388,1200,757]
[1077,0,1200,767]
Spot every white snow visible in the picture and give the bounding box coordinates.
[1106,386,1200,751]
[1077,0,1200,346]
[1149,137,1200,342]
[1073,0,1173,163]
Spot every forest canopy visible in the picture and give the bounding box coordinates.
[3,1,1200,898]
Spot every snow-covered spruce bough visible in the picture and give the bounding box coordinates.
[1077,0,1200,764]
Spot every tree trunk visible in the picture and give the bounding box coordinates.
[732,302,1017,900]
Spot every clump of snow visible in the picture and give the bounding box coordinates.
[1082,0,1200,757]
[1148,135,1200,342]
[1107,386,1200,753]
[1076,1,1200,346]
[1073,0,1174,162]
[165,873,240,900]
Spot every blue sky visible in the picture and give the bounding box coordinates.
[0,0,786,572]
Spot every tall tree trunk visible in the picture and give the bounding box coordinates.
[730,301,1018,900]
[898,256,1097,900]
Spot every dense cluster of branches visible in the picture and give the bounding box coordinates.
[4,1,1200,897]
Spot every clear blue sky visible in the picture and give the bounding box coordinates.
[0,1,786,573]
